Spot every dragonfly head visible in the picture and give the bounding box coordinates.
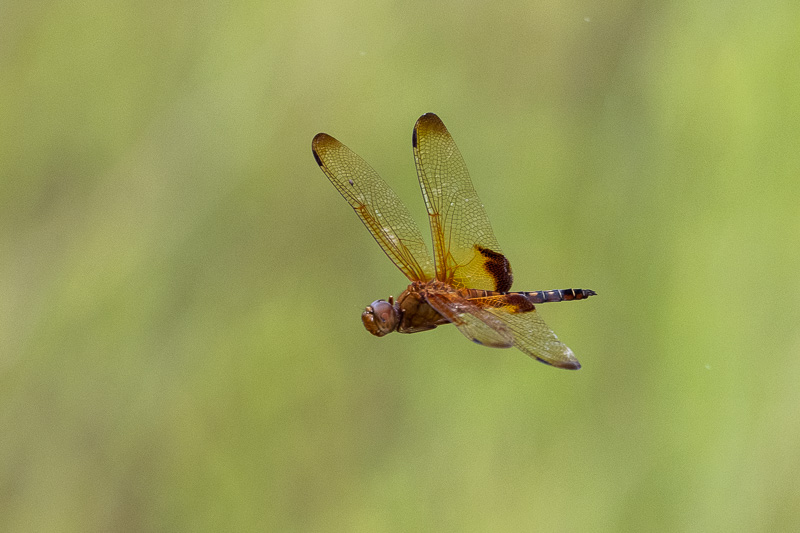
[362,299,399,337]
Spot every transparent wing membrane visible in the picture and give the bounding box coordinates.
[313,133,434,281]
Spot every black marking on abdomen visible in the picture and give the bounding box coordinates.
[522,288,596,303]
[476,246,513,292]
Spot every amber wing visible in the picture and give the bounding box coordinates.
[467,293,581,369]
[312,133,434,282]
[412,113,513,291]
[424,290,515,349]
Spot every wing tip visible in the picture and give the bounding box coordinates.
[312,133,342,166]
[415,112,446,133]
[533,350,582,370]
[537,357,581,370]
[312,132,333,148]
[559,359,582,370]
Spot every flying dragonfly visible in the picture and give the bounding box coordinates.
[312,113,595,369]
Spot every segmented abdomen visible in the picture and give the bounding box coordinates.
[519,288,596,303]
[464,288,596,304]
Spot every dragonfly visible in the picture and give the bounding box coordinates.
[311,113,595,369]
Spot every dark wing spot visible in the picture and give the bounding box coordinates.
[476,246,513,292]
[505,293,535,313]
[412,128,418,148]
[312,149,323,167]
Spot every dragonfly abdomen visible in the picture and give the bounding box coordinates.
[519,288,596,303]
[462,288,596,304]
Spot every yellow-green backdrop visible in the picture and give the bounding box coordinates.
[2,1,799,531]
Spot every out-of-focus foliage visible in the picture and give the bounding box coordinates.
[2,1,799,531]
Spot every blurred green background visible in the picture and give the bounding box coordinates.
[2,1,799,531]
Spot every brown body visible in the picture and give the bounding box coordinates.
[369,281,596,336]
[395,283,450,333]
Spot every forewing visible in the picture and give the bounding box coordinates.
[468,293,581,369]
[412,113,513,291]
[425,291,514,348]
[313,133,434,281]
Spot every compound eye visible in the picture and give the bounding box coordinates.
[371,301,394,323]
[362,299,398,336]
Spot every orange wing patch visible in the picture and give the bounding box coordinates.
[468,293,581,369]
[425,291,515,348]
